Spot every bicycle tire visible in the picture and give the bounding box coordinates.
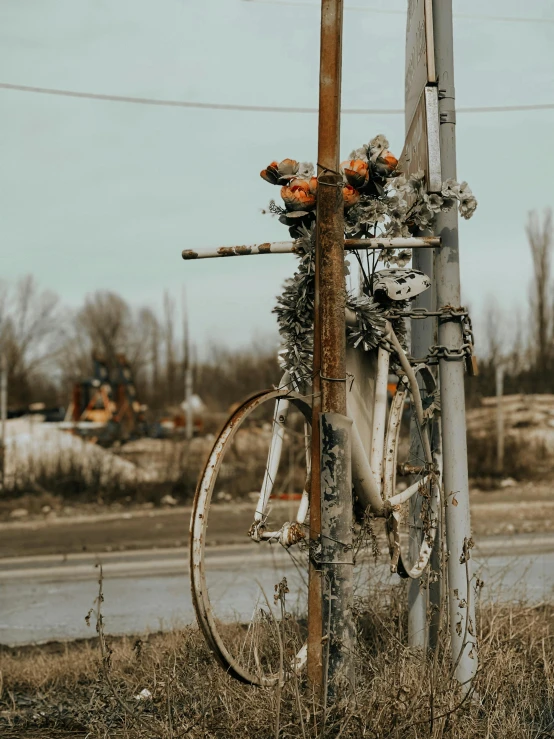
[190,387,312,686]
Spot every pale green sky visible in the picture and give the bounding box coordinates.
[1,0,553,355]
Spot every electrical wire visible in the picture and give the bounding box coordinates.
[242,0,554,24]
[1,82,554,115]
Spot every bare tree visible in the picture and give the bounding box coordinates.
[77,291,132,363]
[527,209,553,386]
[64,293,161,391]
[0,276,61,406]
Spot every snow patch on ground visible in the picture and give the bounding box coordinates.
[4,417,153,486]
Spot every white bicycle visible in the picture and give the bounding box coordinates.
[190,269,441,686]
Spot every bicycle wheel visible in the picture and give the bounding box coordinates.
[190,387,312,686]
[382,363,441,579]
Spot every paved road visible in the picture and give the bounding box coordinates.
[2,533,554,647]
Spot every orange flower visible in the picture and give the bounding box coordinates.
[260,158,299,185]
[260,161,280,185]
[288,178,310,192]
[278,159,299,177]
[343,184,360,209]
[309,176,318,196]
[281,180,316,211]
[379,150,398,173]
[341,159,369,190]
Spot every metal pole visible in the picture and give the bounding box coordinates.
[496,363,504,475]
[432,0,478,690]
[309,0,353,695]
[0,354,6,490]
[408,248,435,649]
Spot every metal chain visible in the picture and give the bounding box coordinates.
[390,305,476,367]
[422,344,474,365]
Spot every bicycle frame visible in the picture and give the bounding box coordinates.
[250,324,433,543]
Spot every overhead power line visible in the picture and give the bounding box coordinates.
[1,82,554,115]
[242,0,554,23]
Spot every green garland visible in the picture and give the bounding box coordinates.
[273,225,407,387]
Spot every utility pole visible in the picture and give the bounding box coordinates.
[496,363,505,475]
[308,0,354,697]
[183,291,193,442]
[0,354,7,490]
[432,0,478,690]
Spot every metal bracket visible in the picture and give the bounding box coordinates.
[439,93,456,124]
[438,84,455,100]
[440,109,457,124]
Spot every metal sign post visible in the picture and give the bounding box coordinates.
[308,0,354,697]
[400,0,441,652]
[405,0,436,132]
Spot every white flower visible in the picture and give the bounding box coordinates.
[389,174,407,191]
[410,201,435,228]
[349,145,369,161]
[407,171,426,192]
[297,161,315,179]
[424,193,443,213]
[459,193,478,219]
[391,249,412,268]
[358,199,388,225]
[440,179,478,219]
[368,134,390,162]
[379,247,395,265]
[441,178,460,199]
[387,195,409,219]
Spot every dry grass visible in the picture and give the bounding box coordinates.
[2,592,554,738]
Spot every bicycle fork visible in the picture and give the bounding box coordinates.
[249,373,310,546]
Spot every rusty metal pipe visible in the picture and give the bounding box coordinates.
[181,237,441,261]
[311,0,354,699]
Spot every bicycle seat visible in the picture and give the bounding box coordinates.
[372,269,431,301]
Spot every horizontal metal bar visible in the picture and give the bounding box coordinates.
[344,237,440,249]
[182,242,296,260]
[182,237,441,261]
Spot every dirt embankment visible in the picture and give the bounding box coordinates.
[1,483,554,559]
[467,394,554,480]
[3,400,554,558]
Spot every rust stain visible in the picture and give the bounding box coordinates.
[235,245,252,255]
[258,243,272,254]
[217,247,237,257]
[182,250,199,260]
